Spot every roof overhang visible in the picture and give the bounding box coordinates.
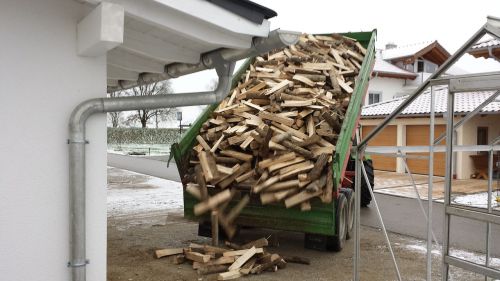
[76,0,286,92]
[389,41,451,66]
[372,71,417,80]
[468,47,500,59]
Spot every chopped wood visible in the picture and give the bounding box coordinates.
[197,264,229,275]
[220,150,253,162]
[307,153,329,181]
[193,256,236,269]
[185,251,211,263]
[185,33,365,226]
[198,151,219,183]
[155,248,184,259]
[186,183,202,200]
[284,190,323,208]
[282,255,311,265]
[194,189,232,216]
[196,135,211,151]
[172,254,186,265]
[241,238,268,249]
[223,248,264,257]
[228,246,257,271]
[217,270,242,280]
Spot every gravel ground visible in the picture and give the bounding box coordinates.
[107,167,497,281]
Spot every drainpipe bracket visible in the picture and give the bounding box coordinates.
[67,139,89,144]
[67,259,89,268]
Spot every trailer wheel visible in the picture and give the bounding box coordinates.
[329,193,347,251]
[361,159,375,207]
[340,188,354,240]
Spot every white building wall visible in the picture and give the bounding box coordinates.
[460,115,500,179]
[0,1,107,280]
[365,76,406,105]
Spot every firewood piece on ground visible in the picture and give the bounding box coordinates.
[228,246,257,271]
[155,248,184,259]
[185,251,212,263]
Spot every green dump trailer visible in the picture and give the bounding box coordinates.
[171,30,376,251]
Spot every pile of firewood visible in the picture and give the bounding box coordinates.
[185,33,366,237]
[155,238,310,280]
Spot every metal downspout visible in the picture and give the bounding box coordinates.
[67,31,299,281]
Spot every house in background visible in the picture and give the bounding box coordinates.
[468,37,500,61]
[366,41,457,105]
[360,88,499,179]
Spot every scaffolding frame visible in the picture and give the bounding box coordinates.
[352,16,500,281]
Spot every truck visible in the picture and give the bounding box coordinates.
[171,30,376,251]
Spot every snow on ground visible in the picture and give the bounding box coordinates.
[107,169,183,217]
[107,143,171,156]
[400,238,500,280]
[452,192,500,210]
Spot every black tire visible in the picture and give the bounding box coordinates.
[340,188,354,240]
[361,159,375,207]
[329,193,347,251]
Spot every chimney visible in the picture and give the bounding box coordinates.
[385,42,397,49]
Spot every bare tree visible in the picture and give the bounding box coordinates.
[107,90,123,128]
[125,80,177,128]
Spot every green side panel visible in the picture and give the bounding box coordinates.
[332,30,377,189]
[171,30,376,236]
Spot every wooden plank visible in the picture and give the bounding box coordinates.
[292,74,315,86]
[186,183,202,200]
[235,170,255,183]
[220,150,253,162]
[337,77,353,94]
[259,111,294,127]
[196,135,211,151]
[192,256,236,269]
[225,195,250,223]
[281,99,315,107]
[194,189,232,216]
[268,157,305,173]
[217,270,242,280]
[195,165,209,200]
[223,248,264,257]
[228,246,257,271]
[155,248,184,259]
[264,79,291,95]
[198,151,219,183]
[185,251,211,263]
[210,135,225,152]
[241,100,265,111]
[265,179,300,192]
[258,152,296,169]
[284,190,323,208]
[307,153,329,181]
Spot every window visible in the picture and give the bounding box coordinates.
[477,127,488,145]
[368,92,381,104]
[417,60,424,72]
[477,127,488,155]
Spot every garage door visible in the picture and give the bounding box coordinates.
[406,125,446,176]
[362,125,397,171]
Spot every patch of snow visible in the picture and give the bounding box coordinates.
[452,192,500,209]
[107,172,183,217]
[402,239,500,280]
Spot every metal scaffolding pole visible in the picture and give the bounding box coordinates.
[427,86,435,281]
[360,159,402,281]
[353,148,362,281]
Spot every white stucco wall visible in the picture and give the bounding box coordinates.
[460,114,500,178]
[365,76,407,105]
[0,1,107,280]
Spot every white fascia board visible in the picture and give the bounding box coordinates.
[77,2,124,56]
[122,29,200,64]
[107,64,139,81]
[108,47,165,73]
[90,0,254,49]
[154,0,271,37]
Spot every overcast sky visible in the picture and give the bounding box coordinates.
[163,1,500,127]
